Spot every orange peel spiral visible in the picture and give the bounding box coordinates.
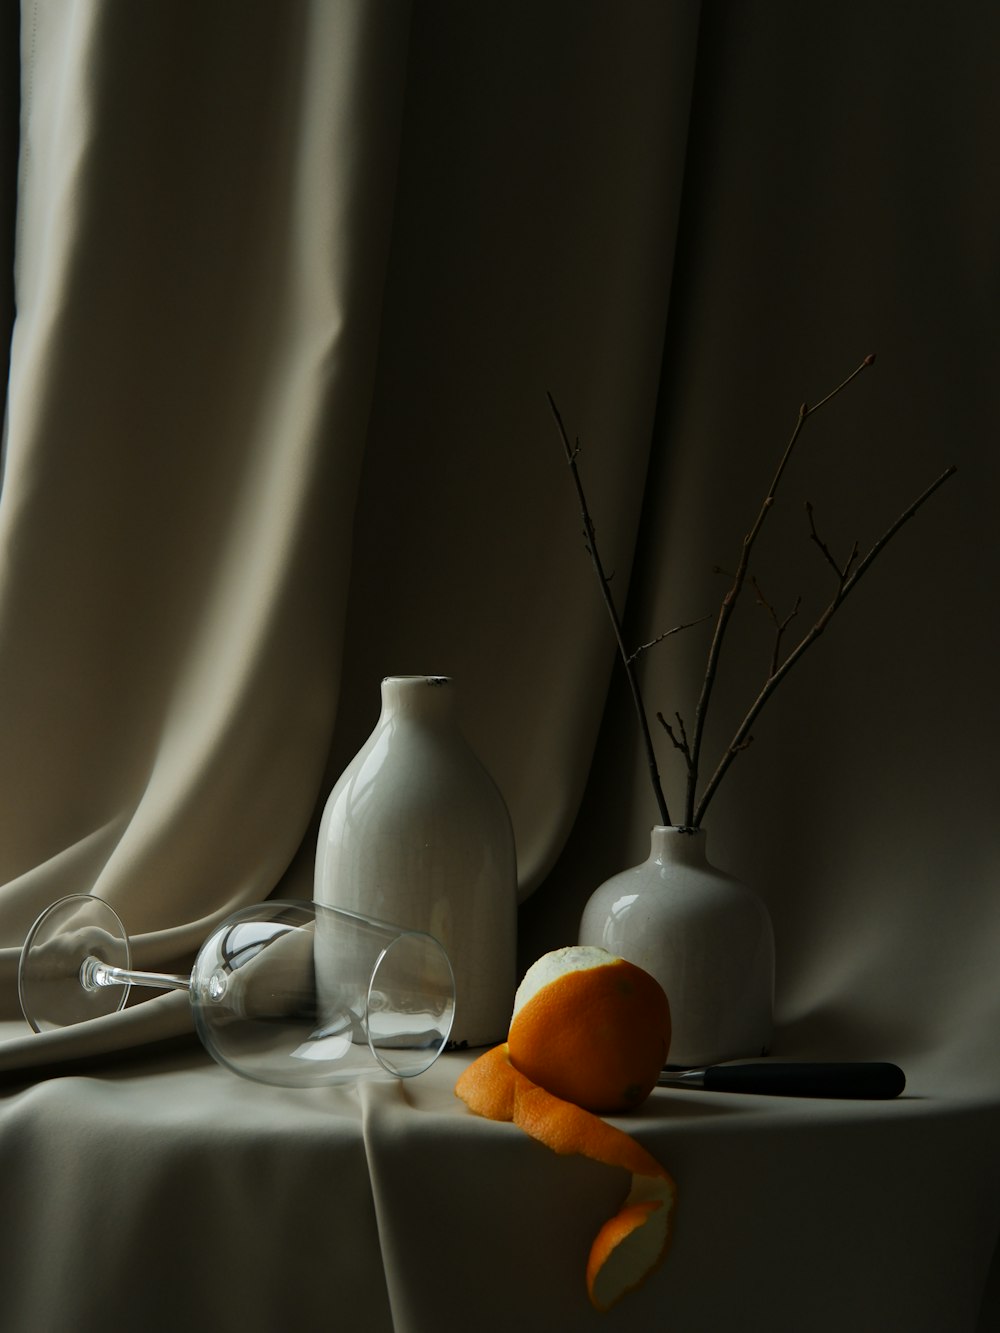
[455,1042,676,1312]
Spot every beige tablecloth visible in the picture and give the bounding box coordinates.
[0,1021,996,1333]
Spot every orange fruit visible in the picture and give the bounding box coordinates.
[454,949,677,1310]
[455,1042,677,1312]
[506,945,671,1113]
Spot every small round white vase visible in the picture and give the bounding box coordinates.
[578,826,774,1067]
[314,675,518,1048]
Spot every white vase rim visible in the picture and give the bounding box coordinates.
[649,824,710,863]
[382,675,453,686]
[379,675,461,726]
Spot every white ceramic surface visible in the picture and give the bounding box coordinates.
[579,826,774,1066]
[314,676,518,1047]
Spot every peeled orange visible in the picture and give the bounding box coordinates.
[455,947,677,1312]
[507,944,671,1113]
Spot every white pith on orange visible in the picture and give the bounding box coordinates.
[507,944,671,1114]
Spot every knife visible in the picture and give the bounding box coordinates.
[657,1061,906,1099]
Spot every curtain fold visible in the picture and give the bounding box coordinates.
[316,0,702,894]
[0,0,415,1042]
[0,0,702,1062]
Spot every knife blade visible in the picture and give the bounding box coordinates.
[657,1061,905,1099]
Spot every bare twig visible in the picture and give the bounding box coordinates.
[548,391,671,826]
[657,709,691,760]
[751,576,803,677]
[682,354,877,825]
[627,615,711,666]
[691,463,957,826]
[805,502,860,581]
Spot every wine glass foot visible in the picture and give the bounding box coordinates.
[18,894,132,1033]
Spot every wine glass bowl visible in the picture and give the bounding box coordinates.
[19,896,456,1087]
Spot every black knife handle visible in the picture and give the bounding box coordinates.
[702,1061,906,1099]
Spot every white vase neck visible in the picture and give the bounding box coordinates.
[649,825,709,867]
[379,675,459,725]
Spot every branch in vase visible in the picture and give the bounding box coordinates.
[547,391,672,827]
[549,354,953,838]
[682,354,877,826]
[691,462,958,827]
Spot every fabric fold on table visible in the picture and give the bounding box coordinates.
[0,991,193,1084]
[0,1039,396,1332]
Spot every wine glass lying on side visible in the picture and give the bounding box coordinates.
[18,895,456,1088]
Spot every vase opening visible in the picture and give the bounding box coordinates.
[380,675,458,722]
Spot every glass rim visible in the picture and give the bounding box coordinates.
[366,929,456,1077]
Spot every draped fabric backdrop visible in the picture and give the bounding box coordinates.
[0,2,998,1330]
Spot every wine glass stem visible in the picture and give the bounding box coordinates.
[80,956,190,994]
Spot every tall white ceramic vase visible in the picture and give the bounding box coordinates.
[314,675,518,1048]
[578,826,774,1067]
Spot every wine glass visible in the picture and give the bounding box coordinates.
[17,895,456,1087]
